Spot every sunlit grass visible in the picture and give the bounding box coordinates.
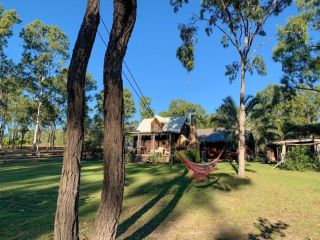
[0,159,319,239]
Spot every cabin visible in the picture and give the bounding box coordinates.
[127,115,195,162]
[197,128,255,161]
[266,138,320,163]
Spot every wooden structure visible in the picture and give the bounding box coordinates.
[197,128,255,161]
[267,138,320,167]
[127,116,192,162]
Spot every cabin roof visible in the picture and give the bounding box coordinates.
[197,129,229,142]
[272,138,320,145]
[197,128,253,143]
[136,115,187,133]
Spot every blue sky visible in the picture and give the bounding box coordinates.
[2,0,297,116]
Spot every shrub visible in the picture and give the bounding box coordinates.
[150,152,167,164]
[178,149,201,163]
[83,139,103,161]
[282,146,320,171]
[125,151,136,163]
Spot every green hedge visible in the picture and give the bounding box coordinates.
[282,146,320,171]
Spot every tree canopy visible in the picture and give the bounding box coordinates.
[273,0,320,92]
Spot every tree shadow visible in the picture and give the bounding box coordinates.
[118,169,252,239]
[192,173,251,192]
[117,169,189,238]
[123,172,192,240]
[229,162,256,174]
[214,217,289,240]
[248,217,289,239]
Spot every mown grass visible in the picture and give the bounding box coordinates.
[0,159,319,239]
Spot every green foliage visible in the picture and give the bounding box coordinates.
[0,4,21,49]
[171,0,291,81]
[139,96,154,120]
[211,95,259,133]
[125,151,136,163]
[225,62,240,83]
[176,24,196,71]
[248,84,320,152]
[179,149,201,163]
[150,152,167,164]
[282,146,320,171]
[273,0,320,91]
[123,88,136,122]
[160,98,210,128]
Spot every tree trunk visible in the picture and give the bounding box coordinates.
[32,101,41,154]
[94,1,136,239]
[54,1,99,239]
[20,130,26,150]
[0,121,5,150]
[238,61,246,178]
[52,122,56,150]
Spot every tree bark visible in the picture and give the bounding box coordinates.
[94,1,137,239]
[238,60,246,178]
[32,101,42,154]
[54,1,99,239]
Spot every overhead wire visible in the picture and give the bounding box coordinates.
[96,16,157,120]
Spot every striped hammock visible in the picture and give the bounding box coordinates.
[176,150,224,180]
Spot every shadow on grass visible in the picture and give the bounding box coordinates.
[192,173,251,192]
[122,170,191,240]
[248,217,289,239]
[215,217,289,240]
[118,169,252,239]
[0,160,103,240]
[229,162,257,175]
[117,169,189,238]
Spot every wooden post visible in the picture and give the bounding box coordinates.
[168,133,173,164]
[281,143,286,161]
[315,143,320,160]
[137,133,141,156]
[152,133,155,154]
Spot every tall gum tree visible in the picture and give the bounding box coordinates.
[170,0,291,178]
[20,20,69,154]
[0,5,21,149]
[54,0,99,239]
[273,0,320,92]
[94,0,137,239]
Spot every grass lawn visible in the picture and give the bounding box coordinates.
[0,159,319,240]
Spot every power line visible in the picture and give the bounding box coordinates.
[99,17,155,118]
[96,27,156,120]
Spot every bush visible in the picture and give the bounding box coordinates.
[83,139,103,160]
[150,152,167,164]
[282,146,320,171]
[178,149,201,163]
[125,151,136,163]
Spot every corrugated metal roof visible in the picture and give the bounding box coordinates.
[197,128,253,143]
[162,116,187,133]
[197,129,229,142]
[136,116,187,133]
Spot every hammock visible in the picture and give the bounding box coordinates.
[176,150,224,181]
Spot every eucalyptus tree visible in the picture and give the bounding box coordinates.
[6,93,33,149]
[0,4,21,148]
[160,98,209,127]
[20,20,69,154]
[139,96,154,120]
[54,0,99,239]
[170,0,291,177]
[94,0,137,238]
[273,0,320,92]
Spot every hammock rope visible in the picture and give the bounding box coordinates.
[177,134,232,180]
